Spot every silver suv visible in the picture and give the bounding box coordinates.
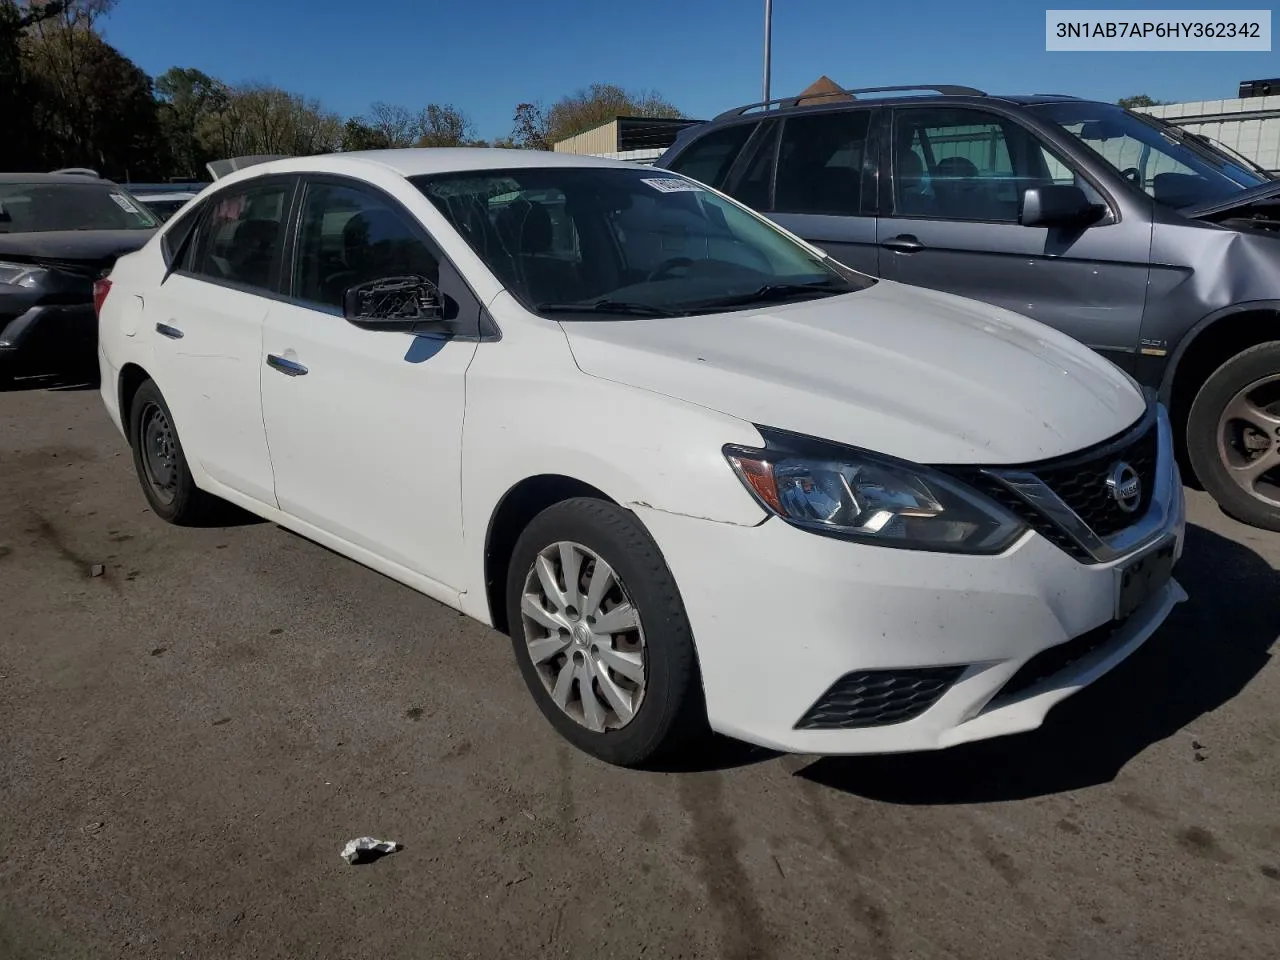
[656,84,1280,531]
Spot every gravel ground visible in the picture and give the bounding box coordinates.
[1,378,1278,960]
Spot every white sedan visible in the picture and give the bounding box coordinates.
[95,149,1186,766]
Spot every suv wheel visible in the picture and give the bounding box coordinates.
[1187,342,1280,531]
[504,498,705,767]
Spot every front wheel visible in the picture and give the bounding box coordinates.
[1187,341,1280,531]
[128,379,217,525]
[505,498,705,767]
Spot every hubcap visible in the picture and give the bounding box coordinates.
[519,541,646,733]
[140,402,179,505]
[1216,373,1280,509]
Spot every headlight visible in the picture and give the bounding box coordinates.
[0,261,47,288]
[724,431,1026,554]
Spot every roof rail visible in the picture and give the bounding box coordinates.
[50,167,100,178]
[712,84,987,121]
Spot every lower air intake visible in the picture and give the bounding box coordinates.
[794,666,965,730]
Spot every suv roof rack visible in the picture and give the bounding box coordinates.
[50,167,100,178]
[713,84,987,121]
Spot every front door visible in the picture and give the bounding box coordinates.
[875,105,1152,371]
[145,177,294,506]
[259,177,478,588]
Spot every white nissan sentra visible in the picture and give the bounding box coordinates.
[95,149,1187,767]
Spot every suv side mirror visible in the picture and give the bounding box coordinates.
[1020,185,1102,229]
[342,276,453,335]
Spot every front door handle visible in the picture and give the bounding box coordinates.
[155,322,184,339]
[266,354,308,377]
[881,234,925,254]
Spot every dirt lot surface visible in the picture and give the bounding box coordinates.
[1,380,1278,960]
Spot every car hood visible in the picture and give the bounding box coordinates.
[1182,180,1280,220]
[560,280,1146,465]
[0,229,155,273]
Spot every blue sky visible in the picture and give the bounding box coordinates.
[100,0,1278,140]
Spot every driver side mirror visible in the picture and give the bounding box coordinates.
[1020,185,1104,229]
[342,276,454,335]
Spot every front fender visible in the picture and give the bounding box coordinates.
[1158,298,1280,403]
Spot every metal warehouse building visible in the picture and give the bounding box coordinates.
[553,116,703,164]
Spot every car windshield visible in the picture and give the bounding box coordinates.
[1029,101,1269,209]
[412,166,872,317]
[0,181,159,233]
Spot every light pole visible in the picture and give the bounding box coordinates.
[762,0,773,105]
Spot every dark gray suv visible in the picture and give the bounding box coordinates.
[655,84,1280,531]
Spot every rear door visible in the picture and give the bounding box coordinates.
[730,107,881,276]
[145,176,294,506]
[875,105,1152,371]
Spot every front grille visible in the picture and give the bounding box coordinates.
[943,409,1159,563]
[794,666,964,730]
[1035,422,1158,537]
[988,618,1124,706]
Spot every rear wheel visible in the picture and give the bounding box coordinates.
[1187,341,1280,531]
[505,498,705,767]
[128,379,216,525]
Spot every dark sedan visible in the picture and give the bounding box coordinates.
[0,172,157,385]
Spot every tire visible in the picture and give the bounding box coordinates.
[505,497,705,767]
[128,379,217,525]
[1186,341,1280,532]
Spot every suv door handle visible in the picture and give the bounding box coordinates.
[266,354,308,377]
[155,322,184,339]
[881,234,925,254]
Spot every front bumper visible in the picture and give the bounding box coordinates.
[636,410,1187,755]
[0,302,97,371]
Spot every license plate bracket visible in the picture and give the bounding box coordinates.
[1115,538,1176,620]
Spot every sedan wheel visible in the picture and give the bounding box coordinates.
[520,541,647,733]
[505,497,704,767]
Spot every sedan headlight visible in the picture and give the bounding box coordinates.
[724,430,1026,554]
[0,261,47,288]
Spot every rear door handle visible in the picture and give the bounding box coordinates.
[881,234,925,254]
[266,354,308,377]
[155,322,184,339]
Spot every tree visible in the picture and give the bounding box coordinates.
[415,103,475,147]
[198,83,342,158]
[1117,94,1162,109]
[340,117,390,151]
[510,102,549,150]
[543,82,681,145]
[365,101,415,148]
[156,66,228,178]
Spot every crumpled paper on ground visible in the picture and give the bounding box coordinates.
[340,836,400,865]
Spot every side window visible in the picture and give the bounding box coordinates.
[730,121,780,210]
[186,183,289,291]
[892,109,1023,221]
[293,182,438,309]
[773,110,871,216]
[666,123,756,188]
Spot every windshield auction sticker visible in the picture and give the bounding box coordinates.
[1046,9,1270,50]
[109,193,141,213]
[640,178,705,193]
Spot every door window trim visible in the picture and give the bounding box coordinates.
[882,104,1120,226]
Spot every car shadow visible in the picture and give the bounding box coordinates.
[794,522,1277,803]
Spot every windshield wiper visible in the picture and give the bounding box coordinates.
[536,298,679,317]
[687,280,847,311]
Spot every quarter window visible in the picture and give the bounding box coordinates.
[186,183,290,291]
[293,182,438,309]
[666,123,756,188]
[773,110,871,216]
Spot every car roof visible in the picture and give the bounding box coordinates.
[704,91,1091,126]
[0,172,122,185]
[222,148,652,185]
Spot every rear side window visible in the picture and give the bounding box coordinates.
[186,183,290,292]
[666,123,756,188]
[773,111,871,217]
